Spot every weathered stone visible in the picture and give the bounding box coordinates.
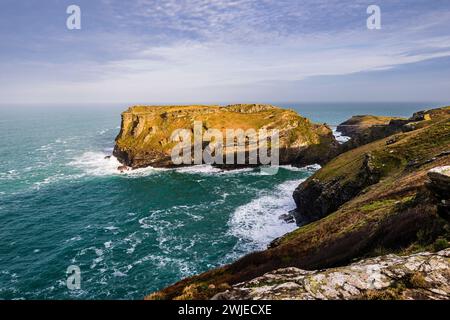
[214,250,450,300]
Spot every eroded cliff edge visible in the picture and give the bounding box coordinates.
[213,249,450,300]
[146,106,450,300]
[113,104,339,169]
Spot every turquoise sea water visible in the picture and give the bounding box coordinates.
[0,102,442,299]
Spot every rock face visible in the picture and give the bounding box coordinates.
[113,104,338,169]
[336,108,442,151]
[427,166,450,220]
[212,250,450,300]
[292,106,450,225]
[292,153,380,225]
[337,115,402,144]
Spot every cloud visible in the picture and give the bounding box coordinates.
[1,0,450,103]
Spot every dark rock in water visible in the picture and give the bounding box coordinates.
[278,212,295,224]
[104,155,111,160]
[117,165,130,173]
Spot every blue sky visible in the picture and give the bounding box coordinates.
[1,0,450,103]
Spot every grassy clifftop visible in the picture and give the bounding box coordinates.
[114,104,338,168]
[146,106,450,300]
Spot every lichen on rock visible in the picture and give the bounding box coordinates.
[212,249,450,300]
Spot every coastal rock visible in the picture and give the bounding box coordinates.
[117,165,130,173]
[336,115,402,142]
[212,249,450,300]
[426,166,450,220]
[337,107,446,151]
[113,104,339,169]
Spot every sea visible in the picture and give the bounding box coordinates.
[0,102,442,299]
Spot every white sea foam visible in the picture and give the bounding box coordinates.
[32,173,85,190]
[175,165,223,174]
[333,128,351,144]
[69,151,321,178]
[279,164,321,172]
[227,179,303,256]
[68,152,122,176]
[175,164,253,175]
[68,151,167,177]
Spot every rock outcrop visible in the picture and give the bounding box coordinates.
[337,115,402,143]
[113,104,338,169]
[426,166,450,220]
[336,107,444,151]
[292,106,450,225]
[212,249,450,300]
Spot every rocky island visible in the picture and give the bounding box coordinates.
[113,104,338,169]
[144,105,449,300]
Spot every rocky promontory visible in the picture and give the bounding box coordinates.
[113,104,338,169]
[293,106,450,225]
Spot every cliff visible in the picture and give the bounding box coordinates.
[212,249,450,300]
[293,106,450,225]
[146,106,450,300]
[336,109,437,150]
[113,104,338,168]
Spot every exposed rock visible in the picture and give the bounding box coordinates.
[426,166,450,220]
[212,249,450,300]
[292,107,450,226]
[113,104,339,169]
[337,115,401,141]
[336,109,441,151]
[278,212,295,224]
[117,165,130,173]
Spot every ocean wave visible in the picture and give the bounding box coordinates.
[32,173,85,190]
[333,128,351,143]
[69,152,259,177]
[279,164,322,172]
[175,164,254,175]
[226,179,302,258]
[68,152,168,177]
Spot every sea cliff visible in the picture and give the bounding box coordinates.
[145,105,450,300]
[113,104,338,169]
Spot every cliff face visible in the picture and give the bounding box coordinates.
[146,106,450,300]
[113,104,338,168]
[293,106,450,225]
[212,249,450,300]
[336,109,439,151]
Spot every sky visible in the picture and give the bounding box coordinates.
[1,0,450,104]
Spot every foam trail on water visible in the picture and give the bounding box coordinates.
[175,165,253,175]
[69,152,167,177]
[227,179,303,256]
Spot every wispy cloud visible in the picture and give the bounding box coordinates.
[1,0,450,103]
